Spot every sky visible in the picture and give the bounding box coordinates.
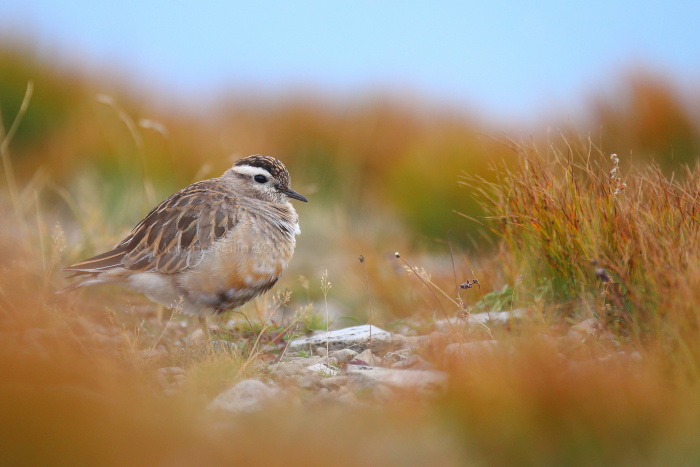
[1,1,698,120]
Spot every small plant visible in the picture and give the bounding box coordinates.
[465,136,700,366]
[321,270,332,361]
[296,304,326,333]
[473,284,515,313]
[359,254,374,352]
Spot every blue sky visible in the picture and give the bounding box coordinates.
[1,1,698,120]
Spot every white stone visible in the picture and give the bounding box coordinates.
[208,379,280,413]
[434,309,527,332]
[347,366,448,394]
[306,362,340,377]
[467,308,528,325]
[289,325,391,353]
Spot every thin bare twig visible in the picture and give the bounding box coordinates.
[395,252,455,333]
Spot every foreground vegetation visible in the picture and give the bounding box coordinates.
[2,47,700,465]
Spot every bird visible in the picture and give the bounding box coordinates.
[62,154,307,335]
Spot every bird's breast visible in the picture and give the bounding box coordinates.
[179,213,297,301]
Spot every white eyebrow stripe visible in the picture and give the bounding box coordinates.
[231,166,272,178]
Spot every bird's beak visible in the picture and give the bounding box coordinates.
[282,188,308,202]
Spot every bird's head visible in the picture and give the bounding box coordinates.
[227,154,308,204]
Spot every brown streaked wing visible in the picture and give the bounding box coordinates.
[118,180,240,274]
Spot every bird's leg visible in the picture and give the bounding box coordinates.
[198,316,210,340]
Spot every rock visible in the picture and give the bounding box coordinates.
[289,325,391,353]
[398,335,437,350]
[467,309,528,325]
[391,325,419,337]
[315,347,328,357]
[354,349,380,366]
[295,373,321,390]
[306,362,340,377]
[567,318,615,343]
[445,340,499,360]
[390,334,407,349]
[347,366,448,394]
[319,375,348,390]
[277,355,321,365]
[273,356,324,377]
[383,348,417,365]
[391,354,428,369]
[208,379,280,413]
[274,360,307,377]
[328,349,359,364]
[433,319,460,332]
[284,355,325,364]
[434,309,528,332]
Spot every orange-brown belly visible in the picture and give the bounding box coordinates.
[178,231,294,312]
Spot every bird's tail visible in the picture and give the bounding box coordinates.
[59,245,129,294]
[56,274,101,294]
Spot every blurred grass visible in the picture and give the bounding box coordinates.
[3,46,699,246]
[2,42,700,465]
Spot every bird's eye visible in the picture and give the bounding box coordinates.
[254,174,268,184]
